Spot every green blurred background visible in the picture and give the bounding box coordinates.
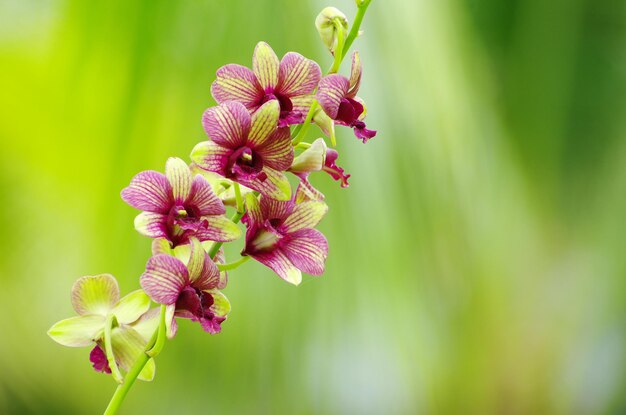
[1,0,625,413]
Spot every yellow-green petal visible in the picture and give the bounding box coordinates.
[71,274,120,316]
[47,315,105,347]
[111,290,151,325]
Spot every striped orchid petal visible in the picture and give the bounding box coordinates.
[347,51,362,97]
[253,41,280,91]
[236,167,291,201]
[211,64,262,109]
[255,126,294,171]
[134,212,168,239]
[202,101,251,149]
[121,171,172,214]
[47,315,106,347]
[165,158,192,204]
[141,255,189,305]
[188,175,225,216]
[194,215,242,243]
[277,52,321,97]
[316,74,350,119]
[71,274,120,316]
[252,249,302,285]
[282,201,328,233]
[190,140,232,175]
[282,228,328,276]
[247,100,280,148]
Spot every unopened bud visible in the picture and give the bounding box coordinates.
[315,7,349,55]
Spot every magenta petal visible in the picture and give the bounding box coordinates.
[322,149,351,187]
[121,171,172,214]
[188,175,226,216]
[190,141,232,175]
[260,196,293,222]
[90,345,111,374]
[353,125,377,143]
[211,64,263,109]
[282,228,328,276]
[277,52,322,97]
[347,51,362,97]
[316,75,350,119]
[252,41,280,91]
[202,102,251,149]
[250,248,301,284]
[141,255,189,305]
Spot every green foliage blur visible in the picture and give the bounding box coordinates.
[1,0,625,413]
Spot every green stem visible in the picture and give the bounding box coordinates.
[233,182,244,214]
[147,305,167,358]
[342,0,372,60]
[208,210,245,259]
[103,314,123,384]
[292,101,318,145]
[217,256,250,271]
[103,326,159,415]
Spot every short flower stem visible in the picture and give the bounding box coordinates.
[329,20,345,74]
[233,182,244,214]
[103,314,124,384]
[208,210,245,259]
[217,255,250,271]
[292,101,318,145]
[103,306,167,414]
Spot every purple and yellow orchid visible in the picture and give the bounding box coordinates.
[241,194,328,285]
[191,100,293,200]
[47,274,157,381]
[211,41,321,127]
[140,238,230,336]
[121,157,241,247]
[316,51,376,143]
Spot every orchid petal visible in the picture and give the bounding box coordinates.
[47,315,105,347]
[141,255,189,305]
[295,179,325,202]
[347,51,362,97]
[134,212,168,239]
[236,168,291,201]
[289,138,326,174]
[151,238,173,256]
[323,148,351,186]
[290,95,316,119]
[283,201,328,233]
[111,290,151,325]
[193,254,220,291]
[190,140,231,175]
[282,228,328,276]
[211,64,262,109]
[165,158,192,204]
[202,102,250,149]
[260,196,293,221]
[277,52,321,96]
[165,304,178,339]
[243,193,263,227]
[252,249,302,285]
[256,126,294,171]
[188,175,225,216]
[110,326,155,381]
[121,171,172,214]
[252,41,279,91]
[248,100,280,148]
[213,248,229,290]
[316,75,350,119]
[129,308,160,342]
[186,237,205,283]
[195,215,242,243]
[72,274,120,316]
[207,289,231,317]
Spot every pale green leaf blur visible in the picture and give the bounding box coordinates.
[1,0,625,414]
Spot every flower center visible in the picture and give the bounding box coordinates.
[227,146,264,179]
[261,92,293,118]
[250,228,280,252]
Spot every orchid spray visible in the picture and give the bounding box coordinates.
[48,2,375,413]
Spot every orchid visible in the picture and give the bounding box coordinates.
[140,238,230,336]
[49,3,376,413]
[316,51,376,142]
[242,194,328,285]
[48,274,157,382]
[211,42,321,127]
[121,157,241,247]
[191,100,293,200]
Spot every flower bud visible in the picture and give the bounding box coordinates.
[315,7,349,55]
[289,138,327,174]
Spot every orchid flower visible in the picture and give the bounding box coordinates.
[140,238,230,336]
[47,274,157,381]
[121,157,241,247]
[191,100,293,200]
[241,194,328,285]
[316,51,376,142]
[211,42,321,127]
[290,138,350,187]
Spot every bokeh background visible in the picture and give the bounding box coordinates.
[1,0,625,413]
